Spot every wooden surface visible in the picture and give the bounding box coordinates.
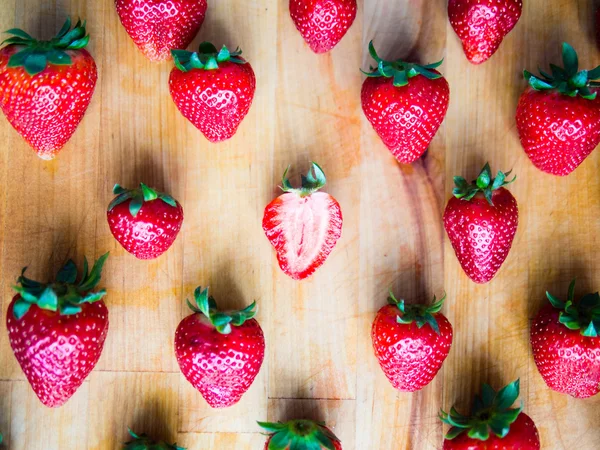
[0,0,599,449]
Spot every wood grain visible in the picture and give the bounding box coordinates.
[0,0,599,449]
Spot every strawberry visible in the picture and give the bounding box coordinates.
[531,280,600,398]
[174,287,265,408]
[289,0,357,54]
[443,163,518,284]
[124,428,185,449]
[263,162,342,280]
[107,183,184,260]
[7,254,109,408]
[448,0,522,64]
[258,420,342,450]
[440,380,540,449]
[516,43,600,176]
[371,291,453,392]
[0,18,97,159]
[169,42,255,142]
[115,0,207,62]
[361,42,449,164]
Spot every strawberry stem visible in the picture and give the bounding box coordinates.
[187,286,258,335]
[546,279,600,337]
[258,420,340,450]
[388,290,446,335]
[362,40,443,87]
[440,380,523,441]
[524,43,600,100]
[280,162,327,197]
[2,17,90,75]
[171,42,246,73]
[452,163,515,206]
[108,183,178,218]
[124,428,185,450]
[11,253,109,319]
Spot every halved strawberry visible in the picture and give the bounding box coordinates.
[124,428,185,449]
[258,420,342,449]
[262,162,343,280]
[440,380,540,449]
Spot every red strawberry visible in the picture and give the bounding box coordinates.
[107,183,184,260]
[516,43,600,176]
[169,43,255,142]
[7,254,109,408]
[371,291,453,392]
[175,287,265,408]
[361,42,449,164]
[0,18,97,159]
[443,164,518,284]
[258,420,342,450]
[124,428,185,449]
[448,0,522,64]
[531,280,600,398]
[440,380,540,449]
[115,0,207,62]
[263,162,342,280]
[289,0,357,54]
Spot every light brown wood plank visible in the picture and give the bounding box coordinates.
[87,372,179,450]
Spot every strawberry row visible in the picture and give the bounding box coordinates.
[2,10,600,175]
[5,162,599,448]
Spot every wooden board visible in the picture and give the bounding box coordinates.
[0,0,599,449]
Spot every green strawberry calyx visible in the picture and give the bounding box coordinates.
[108,183,178,218]
[171,42,246,72]
[524,42,600,100]
[11,253,109,320]
[388,290,446,335]
[187,286,257,335]
[440,379,523,441]
[547,279,600,337]
[362,40,444,87]
[124,428,185,450]
[1,17,90,76]
[280,162,327,198]
[453,163,515,206]
[258,420,340,450]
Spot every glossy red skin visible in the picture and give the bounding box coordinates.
[443,413,540,449]
[0,45,97,159]
[115,0,207,62]
[6,295,108,408]
[107,198,184,260]
[448,0,522,64]
[169,60,256,142]
[175,313,265,408]
[262,191,343,280]
[371,305,452,391]
[289,0,357,54]
[516,87,600,176]
[531,304,600,398]
[443,189,518,284]
[361,73,449,164]
[264,428,342,450]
